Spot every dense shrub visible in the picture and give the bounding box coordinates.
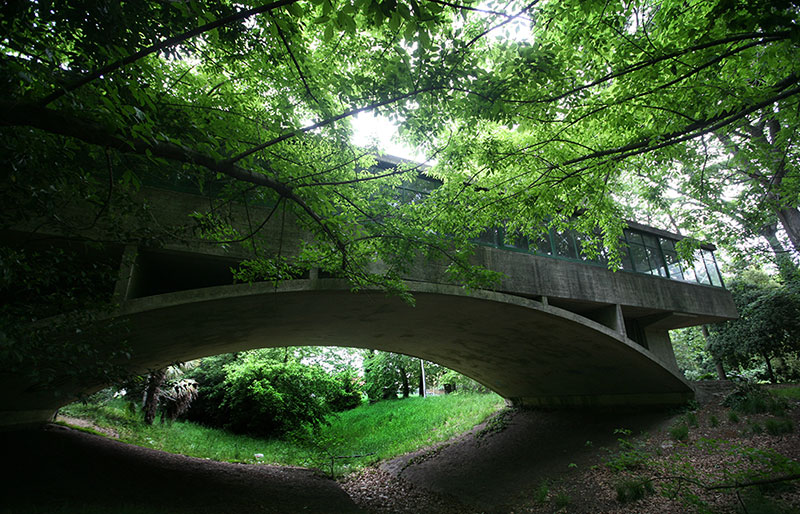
[184,353,239,428]
[722,381,788,415]
[185,351,365,437]
[328,369,364,412]
[220,358,341,437]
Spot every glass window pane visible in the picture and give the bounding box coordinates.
[534,232,553,255]
[663,249,684,280]
[630,244,650,273]
[703,250,722,286]
[505,231,529,251]
[646,246,668,277]
[554,231,578,259]
[642,234,659,248]
[659,238,676,251]
[625,230,644,246]
[694,252,710,284]
[475,227,499,246]
[620,246,635,271]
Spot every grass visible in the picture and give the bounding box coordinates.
[532,481,549,504]
[764,417,794,436]
[60,392,504,475]
[669,422,689,441]
[553,491,571,509]
[614,476,654,503]
[770,385,800,401]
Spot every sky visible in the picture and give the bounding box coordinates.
[350,111,424,162]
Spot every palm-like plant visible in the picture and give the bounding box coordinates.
[142,362,199,425]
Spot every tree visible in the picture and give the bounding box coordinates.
[4,1,800,395]
[6,0,798,292]
[362,350,425,401]
[708,272,800,383]
[184,348,363,433]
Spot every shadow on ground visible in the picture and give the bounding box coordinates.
[382,408,675,513]
[1,424,363,514]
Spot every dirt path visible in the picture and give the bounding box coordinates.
[1,424,364,514]
[4,385,798,513]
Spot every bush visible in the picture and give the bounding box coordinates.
[532,481,549,504]
[438,369,489,394]
[220,358,341,438]
[764,417,794,436]
[722,382,788,416]
[670,423,689,441]
[605,430,649,472]
[328,369,365,412]
[184,353,239,427]
[615,477,654,503]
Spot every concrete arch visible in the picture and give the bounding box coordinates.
[113,279,692,407]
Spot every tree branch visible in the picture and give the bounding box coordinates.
[504,32,791,105]
[38,0,301,107]
[271,13,320,105]
[0,101,347,259]
[225,86,442,164]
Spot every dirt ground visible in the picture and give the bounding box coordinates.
[0,424,364,513]
[3,384,799,513]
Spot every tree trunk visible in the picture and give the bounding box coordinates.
[701,325,726,380]
[760,222,798,281]
[762,352,777,384]
[777,207,800,256]
[398,365,410,398]
[419,359,426,398]
[143,368,166,425]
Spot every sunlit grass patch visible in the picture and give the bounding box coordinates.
[60,392,504,476]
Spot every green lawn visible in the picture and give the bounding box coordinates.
[60,392,504,476]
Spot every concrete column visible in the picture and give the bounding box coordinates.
[586,304,626,337]
[643,328,680,373]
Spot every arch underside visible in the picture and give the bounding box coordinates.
[115,279,693,407]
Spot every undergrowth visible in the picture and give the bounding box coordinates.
[60,392,504,476]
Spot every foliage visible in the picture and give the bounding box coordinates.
[362,350,422,400]
[614,477,654,504]
[671,327,718,381]
[327,368,365,412]
[722,381,789,416]
[532,481,549,504]
[437,369,490,394]
[0,245,133,395]
[552,491,571,509]
[709,274,800,383]
[669,422,690,441]
[184,348,365,433]
[218,356,343,438]
[604,428,650,473]
[183,353,240,427]
[60,391,503,476]
[764,417,794,436]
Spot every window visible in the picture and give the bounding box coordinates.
[659,238,684,280]
[504,230,530,251]
[554,230,578,259]
[625,229,667,276]
[702,249,723,287]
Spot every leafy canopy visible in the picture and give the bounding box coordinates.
[5,0,799,292]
